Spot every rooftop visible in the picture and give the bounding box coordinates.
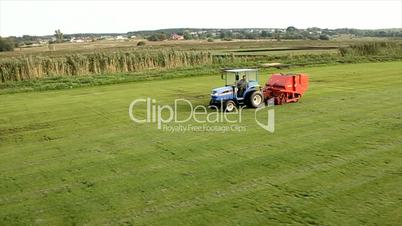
[223,68,258,73]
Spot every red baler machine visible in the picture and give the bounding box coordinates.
[263,73,309,105]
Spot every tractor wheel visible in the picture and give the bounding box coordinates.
[274,97,280,105]
[224,100,236,112]
[275,94,286,105]
[248,91,263,108]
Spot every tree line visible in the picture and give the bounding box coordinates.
[1,27,401,52]
[137,27,402,41]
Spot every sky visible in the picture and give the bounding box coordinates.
[0,0,401,36]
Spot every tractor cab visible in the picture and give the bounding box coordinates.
[209,68,263,111]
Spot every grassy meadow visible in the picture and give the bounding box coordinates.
[0,61,401,225]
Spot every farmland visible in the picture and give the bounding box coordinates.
[0,39,383,58]
[1,39,401,84]
[0,61,401,225]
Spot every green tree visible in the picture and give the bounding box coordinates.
[319,34,330,40]
[261,30,269,38]
[54,29,64,43]
[147,34,159,41]
[206,32,213,38]
[245,32,257,39]
[157,33,167,41]
[220,31,233,39]
[183,31,193,40]
[0,37,14,52]
[274,29,281,41]
[286,26,298,33]
[146,33,167,41]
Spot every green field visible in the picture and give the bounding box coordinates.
[0,39,363,58]
[1,39,401,83]
[0,61,402,225]
[0,38,393,59]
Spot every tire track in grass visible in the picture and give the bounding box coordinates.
[0,99,390,206]
[0,63,397,159]
[90,135,400,225]
[128,142,402,226]
[0,100,398,210]
[0,62,402,224]
[0,123,384,224]
[1,95,399,214]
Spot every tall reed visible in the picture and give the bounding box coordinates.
[339,41,402,57]
[0,49,239,82]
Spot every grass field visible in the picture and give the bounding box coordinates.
[0,61,402,225]
[2,39,401,84]
[0,38,392,59]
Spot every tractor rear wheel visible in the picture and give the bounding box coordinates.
[248,91,263,108]
[224,100,236,112]
[275,93,286,105]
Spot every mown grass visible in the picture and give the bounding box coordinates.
[0,61,401,225]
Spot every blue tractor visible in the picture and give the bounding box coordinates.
[209,68,264,112]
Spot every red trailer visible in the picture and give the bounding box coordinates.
[263,73,309,105]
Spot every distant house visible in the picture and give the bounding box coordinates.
[170,33,184,40]
[115,35,128,40]
[105,36,115,41]
[70,37,85,43]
